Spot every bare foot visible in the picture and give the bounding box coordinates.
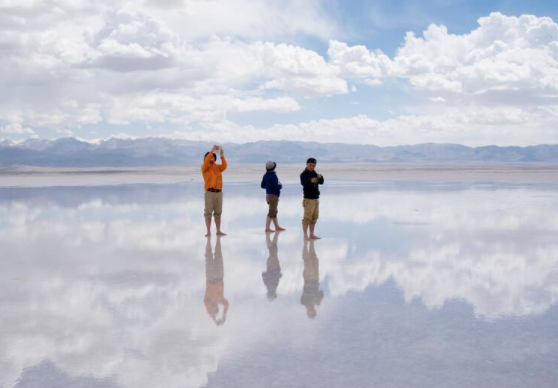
[205,232,211,237]
[265,229,276,233]
[309,235,321,240]
[216,231,227,236]
[275,227,286,231]
[304,235,310,240]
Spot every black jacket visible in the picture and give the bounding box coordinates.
[300,169,324,199]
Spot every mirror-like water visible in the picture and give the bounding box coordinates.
[1,182,557,388]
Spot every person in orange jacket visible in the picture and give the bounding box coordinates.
[201,145,227,236]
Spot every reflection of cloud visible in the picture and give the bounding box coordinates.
[0,184,557,386]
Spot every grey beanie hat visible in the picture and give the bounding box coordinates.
[266,161,276,171]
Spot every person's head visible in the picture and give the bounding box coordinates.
[204,152,217,164]
[306,157,317,171]
[265,161,276,171]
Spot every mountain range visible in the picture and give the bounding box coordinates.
[1,137,557,166]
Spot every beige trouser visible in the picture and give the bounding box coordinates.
[204,191,223,217]
[266,196,279,218]
[302,199,319,225]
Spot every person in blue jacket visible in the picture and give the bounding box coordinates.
[261,161,286,233]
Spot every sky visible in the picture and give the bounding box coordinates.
[1,0,558,146]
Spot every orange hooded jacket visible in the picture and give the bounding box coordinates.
[201,151,227,190]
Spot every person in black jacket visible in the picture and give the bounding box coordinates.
[300,157,324,240]
[261,161,286,233]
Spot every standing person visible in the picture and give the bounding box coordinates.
[202,145,227,237]
[261,161,286,233]
[300,157,324,240]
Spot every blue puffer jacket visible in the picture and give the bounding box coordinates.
[261,171,282,197]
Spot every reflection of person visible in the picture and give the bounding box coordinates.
[262,232,282,301]
[261,161,286,233]
[201,145,227,237]
[301,240,324,319]
[204,237,229,325]
[300,157,324,240]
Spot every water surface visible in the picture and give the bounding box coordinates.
[1,182,557,388]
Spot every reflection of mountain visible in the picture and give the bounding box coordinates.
[0,183,557,386]
[2,137,558,166]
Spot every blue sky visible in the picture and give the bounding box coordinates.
[1,0,558,146]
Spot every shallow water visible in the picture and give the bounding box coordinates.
[1,182,557,388]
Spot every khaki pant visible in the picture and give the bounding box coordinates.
[302,199,319,225]
[204,191,223,217]
[266,196,279,218]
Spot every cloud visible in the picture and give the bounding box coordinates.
[0,123,37,137]
[328,40,395,80]
[331,13,558,97]
[1,3,558,145]
[104,92,300,125]
[87,9,182,72]
[256,42,348,95]
[139,0,340,42]
[0,4,342,137]
[172,104,558,146]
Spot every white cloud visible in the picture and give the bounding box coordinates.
[0,123,37,137]
[104,92,300,125]
[429,96,446,102]
[332,13,558,97]
[257,42,348,95]
[1,3,558,145]
[0,5,341,136]
[88,9,183,72]
[328,40,395,80]
[139,0,340,42]
[172,105,558,146]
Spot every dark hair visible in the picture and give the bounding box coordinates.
[204,152,217,161]
[306,157,317,164]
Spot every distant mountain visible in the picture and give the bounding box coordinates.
[0,138,557,166]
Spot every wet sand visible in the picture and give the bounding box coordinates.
[0,163,557,187]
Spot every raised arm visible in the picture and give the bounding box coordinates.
[218,156,227,172]
[218,147,227,172]
[317,174,324,185]
[202,148,215,172]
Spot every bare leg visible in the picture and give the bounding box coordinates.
[302,221,310,240]
[215,216,227,236]
[265,216,275,233]
[272,218,286,231]
[309,223,321,239]
[205,216,212,237]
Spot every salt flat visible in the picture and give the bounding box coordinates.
[1,163,557,187]
[0,173,557,388]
